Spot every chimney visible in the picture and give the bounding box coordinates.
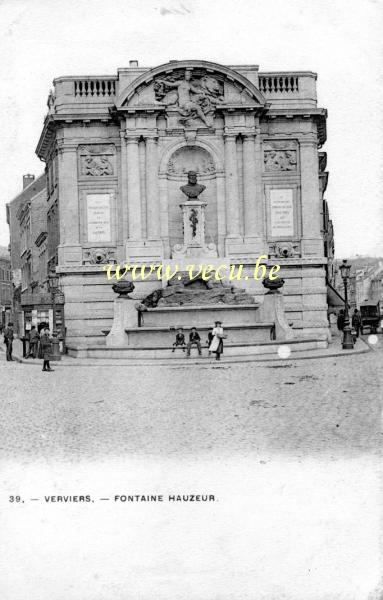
[23,174,35,189]
[129,60,139,68]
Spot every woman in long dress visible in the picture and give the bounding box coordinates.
[40,328,54,372]
[208,320,224,360]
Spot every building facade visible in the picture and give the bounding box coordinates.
[36,60,331,350]
[6,174,64,335]
[0,247,12,328]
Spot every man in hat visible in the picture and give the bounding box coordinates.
[3,322,14,361]
[208,321,225,360]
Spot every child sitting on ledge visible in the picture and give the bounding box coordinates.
[172,328,186,352]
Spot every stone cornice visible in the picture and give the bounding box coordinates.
[36,112,116,161]
[263,108,327,146]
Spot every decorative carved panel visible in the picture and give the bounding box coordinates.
[167,146,215,176]
[263,141,298,172]
[268,240,301,258]
[83,248,117,265]
[78,145,115,176]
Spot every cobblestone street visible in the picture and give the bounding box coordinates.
[1,340,382,600]
[0,339,382,462]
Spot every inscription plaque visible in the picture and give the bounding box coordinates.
[269,189,294,237]
[87,194,111,242]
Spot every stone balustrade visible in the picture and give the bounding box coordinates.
[50,71,317,113]
[51,76,118,113]
[258,71,317,106]
[74,79,116,98]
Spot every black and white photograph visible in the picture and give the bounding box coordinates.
[0,1,382,598]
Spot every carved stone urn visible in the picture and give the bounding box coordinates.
[111,281,135,298]
[262,276,285,293]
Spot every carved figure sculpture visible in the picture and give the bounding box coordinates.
[154,70,224,127]
[189,208,198,237]
[180,171,206,200]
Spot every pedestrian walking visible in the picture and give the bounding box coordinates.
[3,322,14,361]
[26,326,40,358]
[352,308,361,338]
[208,321,225,361]
[40,328,54,372]
[186,327,202,357]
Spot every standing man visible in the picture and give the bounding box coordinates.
[4,322,14,362]
[40,328,54,372]
[186,327,202,357]
[209,321,225,361]
[352,308,362,338]
[27,326,40,358]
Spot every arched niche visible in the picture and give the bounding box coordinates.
[164,145,218,253]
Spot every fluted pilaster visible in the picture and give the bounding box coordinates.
[126,136,142,240]
[145,137,160,240]
[242,134,257,238]
[224,134,240,237]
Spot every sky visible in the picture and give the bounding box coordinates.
[0,0,382,257]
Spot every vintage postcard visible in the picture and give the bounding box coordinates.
[0,0,382,598]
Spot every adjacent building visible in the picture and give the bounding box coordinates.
[0,246,12,328]
[334,259,383,311]
[9,58,333,351]
[6,174,65,335]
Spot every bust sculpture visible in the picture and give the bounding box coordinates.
[180,171,206,200]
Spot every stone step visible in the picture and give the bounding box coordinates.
[70,338,328,359]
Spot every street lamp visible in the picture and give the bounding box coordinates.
[339,259,354,349]
[47,271,61,361]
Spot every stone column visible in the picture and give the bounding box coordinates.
[242,134,257,239]
[300,138,322,256]
[224,134,241,238]
[126,136,142,240]
[145,136,160,240]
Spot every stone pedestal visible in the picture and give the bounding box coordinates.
[260,291,295,341]
[172,199,217,259]
[106,298,138,347]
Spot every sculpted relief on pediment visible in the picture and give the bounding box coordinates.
[124,67,261,128]
[153,71,224,128]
